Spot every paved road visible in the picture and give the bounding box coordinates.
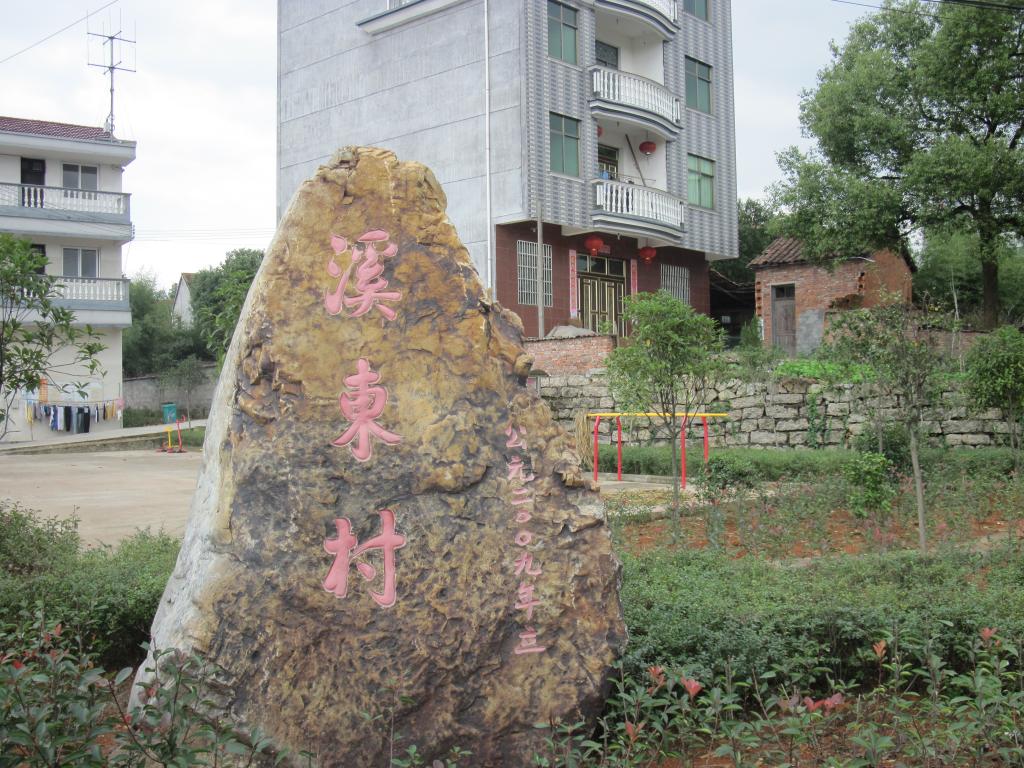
[0,450,670,549]
[0,449,203,547]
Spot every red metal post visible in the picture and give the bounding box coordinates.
[703,416,709,463]
[616,417,623,481]
[593,416,601,482]
[681,416,688,489]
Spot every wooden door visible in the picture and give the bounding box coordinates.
[579,276,624,335]
[772,284,796,356]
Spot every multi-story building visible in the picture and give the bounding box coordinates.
[0,116,135,441]
[277,0,737,337]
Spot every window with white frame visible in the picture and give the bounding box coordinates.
[63,247,98,278]
[661,263,690,305]
[517,240,553,307]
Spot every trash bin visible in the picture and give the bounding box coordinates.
[161,402,177,424]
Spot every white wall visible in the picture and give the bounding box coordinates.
[594,18,664,82]
[598,124,668,191]
[31,238,124,278]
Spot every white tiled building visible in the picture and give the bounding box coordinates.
[0,116,135,442]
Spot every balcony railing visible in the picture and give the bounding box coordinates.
[591,67,681,137]
[0,182,130,220]
[55,277,130,308]
[594,180,685,231]
[637,0,677,23]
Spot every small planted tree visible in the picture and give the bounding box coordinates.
[824,303,945,551]
[605,291,725,521]
[0,235,104,441]
[965,326,1024,469]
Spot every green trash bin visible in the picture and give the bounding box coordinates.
[161,403,177,424]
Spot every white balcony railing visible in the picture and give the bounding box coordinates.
[56,277,129,305]
[637,0,677,23]
[0,183,130,219]
[591,68,681,127]
[594,180,685,230]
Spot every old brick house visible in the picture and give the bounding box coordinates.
[750,237,913,355]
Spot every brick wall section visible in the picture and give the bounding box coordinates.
[755,250,912,347]
[525,335,615,376]
[496,223,711,337]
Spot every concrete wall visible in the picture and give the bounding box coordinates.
[278,0,525,281]
[123,363,219,412]
[538,370,1017,449]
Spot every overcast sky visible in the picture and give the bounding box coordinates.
[2,0,865,288]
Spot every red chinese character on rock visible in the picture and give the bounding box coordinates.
[507,456,535,484]
[514,627,547,655]
[324,231,402,321]
[514,582,542,620]
[505,424,527,449]
[332,358,402,462]
[323,509,406,608]
[513,551,543,577]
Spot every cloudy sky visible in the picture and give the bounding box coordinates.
[2,0,865,288]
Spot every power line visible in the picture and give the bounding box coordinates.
[0,1,119,65]
[833,0,1024,13]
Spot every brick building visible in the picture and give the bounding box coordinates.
[750,237,913,356]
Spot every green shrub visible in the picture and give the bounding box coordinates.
[620,546,1024,693]
[773,358,873,383]
[0,503,179,666]
[854,423,912,474]
[598,445,857,480]
[0,503,80,577]
[843,452,896,518]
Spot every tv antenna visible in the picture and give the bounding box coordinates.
[88,20,135,137]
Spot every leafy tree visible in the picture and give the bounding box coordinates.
[823,303,946,551]
[914,227,1024,325]
[965,326,1024,468]
[0,235,104,441]
[605,291,725,521]
[716,198,776,284]
[773,0,1024,329]
[122,273,207,377]
[190,248,263,358]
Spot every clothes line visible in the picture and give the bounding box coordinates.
[23,400,123,435]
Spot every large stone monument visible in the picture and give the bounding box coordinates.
[138,147,625,766]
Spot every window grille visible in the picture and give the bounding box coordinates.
[661,263,690,305]
[517,240,553,307]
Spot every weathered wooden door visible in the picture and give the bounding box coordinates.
[772,284,796,356]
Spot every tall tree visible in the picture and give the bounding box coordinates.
[190,248,263,358]
[122,273,208,377]
[773,0,1024,328]
[0,235,104,441]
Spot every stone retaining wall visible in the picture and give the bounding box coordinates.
[538,371,1014,449]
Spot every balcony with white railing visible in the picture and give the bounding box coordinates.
[592,179,685,242]
[590,67,682,140]
[53,277,130,312]
[595,0,678,39]
[0,182,131,224]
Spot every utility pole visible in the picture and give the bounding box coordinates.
[88,25,135,136]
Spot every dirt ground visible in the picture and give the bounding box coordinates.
[0,449,203,547]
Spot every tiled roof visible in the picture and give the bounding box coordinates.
[0,116,112,142]
[749,237,807,268]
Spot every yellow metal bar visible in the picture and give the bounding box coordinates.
[585,412,729,418]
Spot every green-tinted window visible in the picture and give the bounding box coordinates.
[687,154,714,209]
[685,57,712,113]
[683,0,709,21]
[547,1,578,65]
[550,113,580,176]
[595,40,619,69]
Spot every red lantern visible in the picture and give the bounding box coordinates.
[597,124,603,137]
[639,140,656,156]
[638,246,657,264]
[584,234,605,257]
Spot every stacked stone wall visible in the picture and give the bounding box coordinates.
[538,371,1015,449]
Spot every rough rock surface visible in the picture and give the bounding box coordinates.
[137,147,625,766]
